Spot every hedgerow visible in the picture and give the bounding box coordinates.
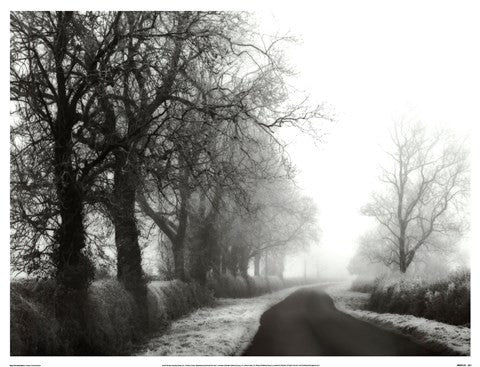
[11,279,212,356]
[11,274,315,355]
[349,276,377,293]
[206,274,312,298]
[366,270,470,326]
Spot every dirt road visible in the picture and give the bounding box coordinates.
[243,286,436,356]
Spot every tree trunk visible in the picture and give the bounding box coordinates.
[51,12,93,353]
[54,142,92,290]
[190,246,208,285]
[211,246,221,276]
[398,237,407,273]
[190,222,216,285]
[112,149,147,325]
[173,177,190,281]
[303,256,307,281]
[190,186,222,283]
[53,129,93,354]
[277,254,285,280]
[254,253,261,276]
[264,253,269,276]
[227,246,239,276]
[52,10,93,291]
[221,252,228,274]
[137,185,189,282]
[172,242,186,281]
[238,248,249,278]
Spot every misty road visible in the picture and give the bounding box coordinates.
[243,286,436,356]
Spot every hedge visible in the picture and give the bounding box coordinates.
[367,270,470,326]
[11,278,213,356]
[11,274,316,355]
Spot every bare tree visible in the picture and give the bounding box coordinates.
[10,11,129,350]
[362,118,469,273]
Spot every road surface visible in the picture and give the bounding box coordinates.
[243,286,436,356]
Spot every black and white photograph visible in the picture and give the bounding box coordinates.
[4,2,479,366]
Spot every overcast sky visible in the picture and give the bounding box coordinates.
[258,2,479,277]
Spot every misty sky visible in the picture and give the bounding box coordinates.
[259,3,479,277]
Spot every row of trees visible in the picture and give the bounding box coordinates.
[10,11,323,337]
[350,118,469,276]
[142,175,319,282]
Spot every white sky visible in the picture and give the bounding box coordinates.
[258,2,480,277]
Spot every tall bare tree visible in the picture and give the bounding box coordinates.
[10,11,127,351]
[362,118,469,273]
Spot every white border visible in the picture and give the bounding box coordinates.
[2,1,479,367]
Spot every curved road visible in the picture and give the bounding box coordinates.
[243,286,436,356]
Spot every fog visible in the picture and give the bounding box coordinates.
[261,3,477,278]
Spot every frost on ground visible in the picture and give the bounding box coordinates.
[326,283,470,356]
[136,284,315,356]
[135,282,469,356]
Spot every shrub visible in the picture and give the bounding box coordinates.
[206,273,250,298]
[147,280,213,324]
[367,270,470,326]
[350,276,377,293]
[10,281,62,355]
[265,276,283,292]
[84,279,139,355]
[11,278,213,356]
[247,276,269,296]
[206,273,318,298]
